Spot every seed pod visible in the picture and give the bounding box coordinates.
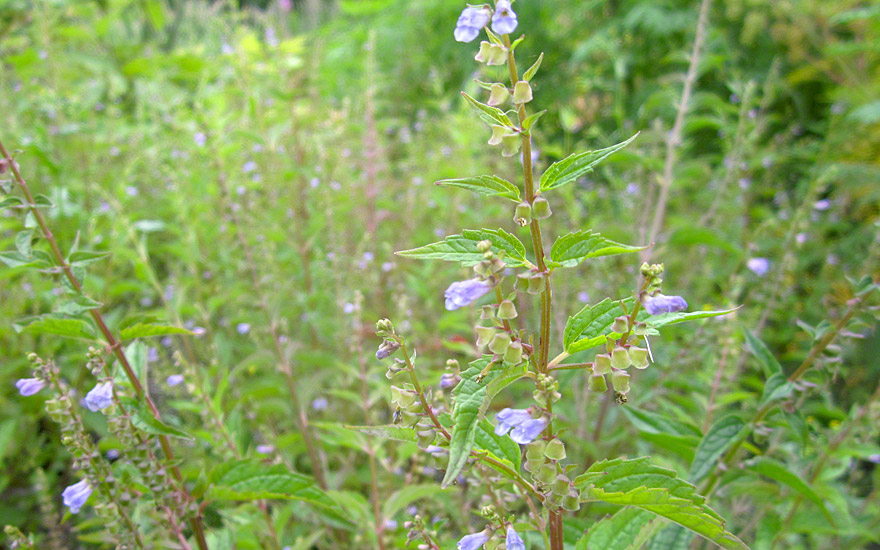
[488,332,511,355]
[513,81,533,104]
[488,125,509,146]
[475,41,492,63]
[544,438,566,461]
[487,44,508,66]
[513,201,532,226]
[480,305,496,320]
[526,439,547,460]
[476,326,496,347]
[612,316,629,334]
[593,353,612,375]
[611,369,630,394]
[527,273,544,294]
[535,463,557,484]
[532,195,552,219]
[611,346,632,370]
[523,458,543,473]
[503,341,523,364]
[630,346,649,369]
[487,83,510,106]
[562,490,581,512]
[501,134,522,157]
[552,475,571,496]
[497,300,518,320]
[588,373,607,393]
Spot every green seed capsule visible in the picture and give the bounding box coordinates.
[552,475,571,496]
[612,315,629,334]
[611,369,630,394]
[497,300,518,320]
[513,80,533,104]
[527,273,545,294]
[487,83,510,106]
[630,346,649,369]
[504,341,523,364]
[488,332,511,355]
[526,440,547,460]
[563,490,581,512]
[532,196,552,219]
[611,346,632,370]
[480,305,496,320]
[524,458,543,473]
[513,201,532,226]
[476,326,496,347]
[593,353,612,375]
[588,373,607,393]
[536,463,557,484]
[544,438,566,461]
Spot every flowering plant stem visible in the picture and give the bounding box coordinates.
[0,136,211,550]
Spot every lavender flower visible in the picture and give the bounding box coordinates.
[237,322,251,335]
[457,531,489,550]
[194,132,206,147]
[494,408,533,436]
[491,0,518,35]
[642,294,688,315]
[746,257,770,276]
[454,6,491,43]
[440,372,460,389]
[312,397,329,410]
[256,444,275,454]
[62,479,92,514]
[506,526,526,550]
[166,374,185,387]
[84,382,113,412]
[15,378,45,396]
[510,418,548,444]
[444,278,492,311]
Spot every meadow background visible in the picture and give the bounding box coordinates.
[0,0,878,548]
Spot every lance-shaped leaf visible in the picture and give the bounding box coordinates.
[576,507,665,550]
[461,92,514,127]
[744,331,782,377]
[744,457,834,525]
[549,230,645,268]
[644,307,740,329]
[540,133,639,191]
[575,457,750,550]
[760,372,795,406]
[120,323,194,340]
[13,315,97,340]
[688,415,746,483]
[564,297,634,353]
[208,459,342,516]
[397,228,528,267]
[436,175,521,202]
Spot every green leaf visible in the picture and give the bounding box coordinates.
[575,457,750,550]
[540,134,639,191]
[67,250,111,267]
[646,526,694,550]
[442,356,508,488]
[744,331,782,377]
[15,230,33,256]
[0,250,47,269]
[645,308,740,329]
[622,408,702,438]
[549,230,645,268]
[55,295,102,316]
[667,228,743,257]
[0,196,25,210]
[13,315,96,340]
[475,418,521,475]
[576,507,665,550]
[130,402,193,440]
[120,323,194,340]
[522,110,546,132]
[344,424,417,443]
[436,175,521,202]
[397,228,529,267]
[461,92,514,127]
[760,372,795,406]
[522,52,544,81]
[744,457,834,525]
[382,484,445,519]
[688,415,746,483]
[208,459,341,515]
[564,298,633,353]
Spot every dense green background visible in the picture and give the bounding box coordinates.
[0,0,878,548]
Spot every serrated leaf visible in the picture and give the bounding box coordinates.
[0,196,25,210]
[208,459,340,516]
[564,297,633,353]
[645,308,740,329]
[130,402,193,440]
[744,331,782,377]
[575,457,750,550]
[56,295,102,316]
[760,372,795,406]
[13,315,96,340]
[622,408,702,438]
[647,526,694,550]
[120,323,194,340]
[688,415,746,483]
[577,507,664,550]
[540,134,639,191]
[15,230,33,256]
[436,175,521,202]
[461,92,513,127]
[397,228,528,267]
[0,250,47,269]
[442,356,507,488]
[475,418,521,475]
[550,230,645,268]
[68,250,111,266]
[745,457,834,525]
[522,52,544,81]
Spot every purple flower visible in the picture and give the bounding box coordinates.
[457,531,489,550]
[16,378,45,396]
[62,480,93,514]
[506,527,526,550]
[425,445,447,455]
[84,382,113,412]
[494,408,533,436]
[444,278,492,311]
[491,0,518,35]
[813,199,831,211]
[454,6,491,43]
[194,132,206,147]
[343,302,355,314]
[642,294,688,315]
[440,372,460,389]
[106,449,120,460]
[312,397,328,410]
[166,374,184,387]
[243,161,257,173]
[256,444,275,454]
[510,418,548,444]
[237,322,251,335]
[746,257,770,276]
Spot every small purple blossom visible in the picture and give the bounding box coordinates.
[425,445,447,456]
[494,408,533,436]
[166,374,185,387]
[510,418,548,444]
[16,378,45,396]
[454,6,491,43]
[440,372,460,389]
[106,449,120,460]
[506,527,526,550]
[312,397,328,411]
[813,199,831,211]
[194,132,206,147]
[62,479,93,514]
[642,294,688,315]
[343,302,355,314]
[491,0,518,35]
[237,322,251,335]
[457,531,489,550]
[746,257,770,276]
[243,161,258,173]
[256,444,275,454]
[577,291,590,303]
[84,382,114,412]
[444,278,492,311]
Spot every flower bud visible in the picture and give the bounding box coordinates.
[487,83,510,106]
[563,490,581,512]
[532,196,552,219]
[535,463,556,484]
[376,340,400,360]
[476,326,496,347]
[611,346,632,370]
[544,438,566,461]
[489,257,506,273]
[588,373,607,393]
[488,332,511,355]
[630,346,649,369]
[480,305,496,320]
[417,428,436,448]
[513,81,533,104]
[593,353,612,375]
[612,316,629,334]
[514,201,532,226]
[497,300,518,320]
[633,322,648,336]
[611,369,630,394]
[525,439,547,460]
[547,491,564,508]
[399,410,420,428]
[501,134,522,157]
[527,273,545,295]
[376,318,394,337]
[552,475,571,496]
[391,386,417,408]
[503,341,523,364]
[477,239,493,253]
